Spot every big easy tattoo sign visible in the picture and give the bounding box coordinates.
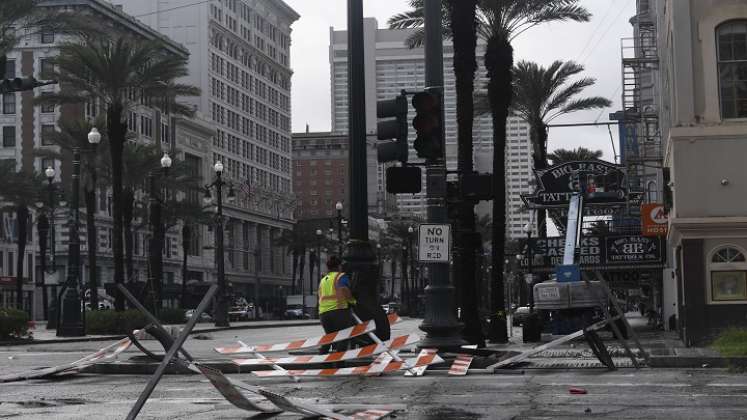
[521,160,643,209]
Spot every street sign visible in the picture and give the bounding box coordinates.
[418,224,450,263]
[641,203,668,237]
[556,264,581,283]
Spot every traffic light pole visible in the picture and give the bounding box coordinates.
[345,0,379,317]
[418,0,465,350]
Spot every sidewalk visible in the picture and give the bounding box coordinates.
[485,313,747,368]
[2,318,320,346]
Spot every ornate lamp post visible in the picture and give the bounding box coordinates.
[335,201,344,255]
[523,223,534,312]
[407,225,415,311]
[57,127,99,336]
[147,152,172,311]
[205,161,235,327]
[376,243,382,295]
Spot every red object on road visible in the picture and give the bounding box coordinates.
[569,387,588,395]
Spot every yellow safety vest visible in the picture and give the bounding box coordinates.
[318,271,356,315]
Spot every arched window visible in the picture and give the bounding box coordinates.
[707,245,747,304]
[716,21,747,119]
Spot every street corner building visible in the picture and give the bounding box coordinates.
[654,0,747,345]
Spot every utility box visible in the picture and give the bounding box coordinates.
[568,281,603,308]
[533,282,570,310]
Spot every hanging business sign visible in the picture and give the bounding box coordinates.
[521,160,643,209]
[517,235,665,272]
[641,203,668,237]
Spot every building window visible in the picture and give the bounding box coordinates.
[41,124,56,146]
[41,92,55,113]
[717,21,747,119]
[40,58,54,79]
[40,29,54,44]
[3,59,15,79]
[708,245,747,304]
[3,94,15,114]
[2,126,15,147]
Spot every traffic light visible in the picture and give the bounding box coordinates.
[0,77,57,94]
[376,93,409,163]
[412,89,443,161]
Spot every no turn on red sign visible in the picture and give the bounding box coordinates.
[418,224,451,263]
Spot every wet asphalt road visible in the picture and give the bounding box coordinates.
[1,319,746,419]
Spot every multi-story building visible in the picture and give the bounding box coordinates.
[0,0,219,317]
[292,130,392,221]
[653,0,747,345]
[329,18,534,236]
[119,0,300,310]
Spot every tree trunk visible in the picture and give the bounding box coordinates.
[15,206,28,310]
[290,249,297,294]
[123,189,134,288]
[108,103,127,311]
[390,258,396,300]
[181,224,190,308]
[531,121,549,239]
[298,247,306,298]
[486,35,513,341]
[448,0,482,345]
[85,183,98,311]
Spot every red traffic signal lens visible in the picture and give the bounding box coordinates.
[412,92,438,111]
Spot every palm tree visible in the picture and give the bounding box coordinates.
[548,147,604,165]
[0,161,44,309]
[391,0,591,338]
[446,0,482,344]
[34,117,109,310]
[160,198,210,308]
[513,60,611,171]
[0,0,90,58]
[513,60,610,244]
[44,35,199,309]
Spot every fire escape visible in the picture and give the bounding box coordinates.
[620,0,661,205]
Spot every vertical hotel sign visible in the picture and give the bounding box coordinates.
[641,203,668,237]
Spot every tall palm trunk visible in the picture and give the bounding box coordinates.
[297,247,306,297]
[85,181,98,311]
[181,224,190,307]
[108,103,126,311]
[122,189,134,287]
[486,35,513,339]
[448,0,482,344]
[15,206,28,309]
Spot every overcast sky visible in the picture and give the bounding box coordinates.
[283,0,635,162]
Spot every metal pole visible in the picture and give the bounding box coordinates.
[57,148,84,337]
[37,214,49,320]
[147,173,157,311]
[214,173,228,327]
[528,230,534,312]
[418,0,464,349]
[254,249,260,319]
[344,0,378,311]
[337,209,343,256]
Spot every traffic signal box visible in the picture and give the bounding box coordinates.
[376,93,409,164]
[412,89,443,161]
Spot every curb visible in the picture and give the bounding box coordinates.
[649,356,747,368]
[0,320,320,347]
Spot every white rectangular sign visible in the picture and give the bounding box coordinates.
[418,224,451,263]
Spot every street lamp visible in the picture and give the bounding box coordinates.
[205,161,231,327]
[335,201,343,255]
[147,152,173,311]
[376,243,383,294]
[58,127,99,336]
[42,166,57,320]
[523,222,534,312]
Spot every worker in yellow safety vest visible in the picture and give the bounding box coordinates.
[318,255,357,352]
